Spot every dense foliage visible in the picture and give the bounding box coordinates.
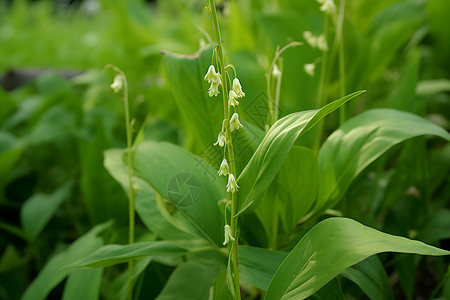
[0,0,449,299]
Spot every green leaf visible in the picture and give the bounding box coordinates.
[265,217,449,300]
[237,91,365,215]
[20,181,73,240]
[309,279,345,300]
[155,262,221,300]
[316,108,450,214]
[161,45,222,153]
[104,149,194,240]
[418,209,450,243]
[68,240,207,268]
[132,141,226,246]
[239,246,286,291]
[21,222,111,300]
[341,256,394,300]
[213,270,234,300]
[61,268,103,300]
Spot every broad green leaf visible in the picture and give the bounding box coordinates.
[20,181,73,240]
[309,279,345,300]
[21,222,111,300]
[61,268,103,300]
[155,262,221,300]
[132,141,226,246]
[341,256,394,300]
[104,149,194,240]
[68,240,208,268]
[109,258,152,300]
[237,91,365,215]
[265,217,449,300]
[316,109,450,214]
[239,246,286,291]
[161,45,222,153]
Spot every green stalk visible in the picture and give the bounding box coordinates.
[108,65,135,300]
[337,0,347,125]
[208,1,241,298]
[313,14,330,153]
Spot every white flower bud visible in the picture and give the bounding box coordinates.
[230,113,243,132]
[226,174,239,193]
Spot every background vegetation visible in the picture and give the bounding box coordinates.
[0,0,449,299]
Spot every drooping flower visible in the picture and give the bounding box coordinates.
[319,0,336,15]
[214,131,226,147]
[110,74,123,93]
[230,113,243,132]
[204,65,222,97]
[223,224,235,245]
[229,90,240,107]
[303,31,317,48]
[272,64,282,78]
[304,63,316,77]
[226,174,239,193]
[208,81,221,97]
[218,159,230,176]
[232,78,245,98]
[317,34,328,52]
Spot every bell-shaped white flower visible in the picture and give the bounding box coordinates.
[304,63,316,77]
[214,131,226,147]
[229,90,240,107]
[230,113,243,132]
[317,34,328,52]
[232,78,245,98]
[303,31,317,48]
[223,224,235,245]
[272,64,282,78]
[226,174,239,193]
[204,65,221,83]
[204,65,222,97]
[110,74,123,93]
[208,81,221,97]
[218,159,230,176]
[320,0,336,15]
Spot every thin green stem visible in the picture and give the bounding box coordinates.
[313,14,330,153]
[207,1,240,298]
[337,0,347,125]
[107,65,135,300]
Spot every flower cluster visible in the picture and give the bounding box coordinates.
[317,0,336,15]
[303,31,328,52]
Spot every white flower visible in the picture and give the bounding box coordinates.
[303,31,317,48]
[232,78,245,98]
[229,90,240,107]
[317,34,328,52]
[218,159,229,176]
[272,64,282,78]
[226,173,239,193]
[230,113,243,132]
[214,131,226,147]
[110,75,123,93]
[204,65,222,97]
[208,81,221,97]
[320,0,336,15]
[204,65,221,83]
[223,224,235,245]
[304,63,316,77]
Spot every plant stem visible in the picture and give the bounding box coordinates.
[337,0,347,125]
[208,1,241,298]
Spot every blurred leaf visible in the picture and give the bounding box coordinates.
[265,217,449,300]
[68,240,207,269]
[155,262,221,300]
[20,180,73,240]
[61,268,103,300]
[418,209,450,243]
[104,149,194,240]
[416,79,450,97]
[237,91,365,215]
[239,246,286,291]
[309,279,345,300]
[316,108,450,214]
[341,256,394,300]
[161,45,222,153]
[132,141,226,246]
[0,132,23,200]
[21,222,111,300]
